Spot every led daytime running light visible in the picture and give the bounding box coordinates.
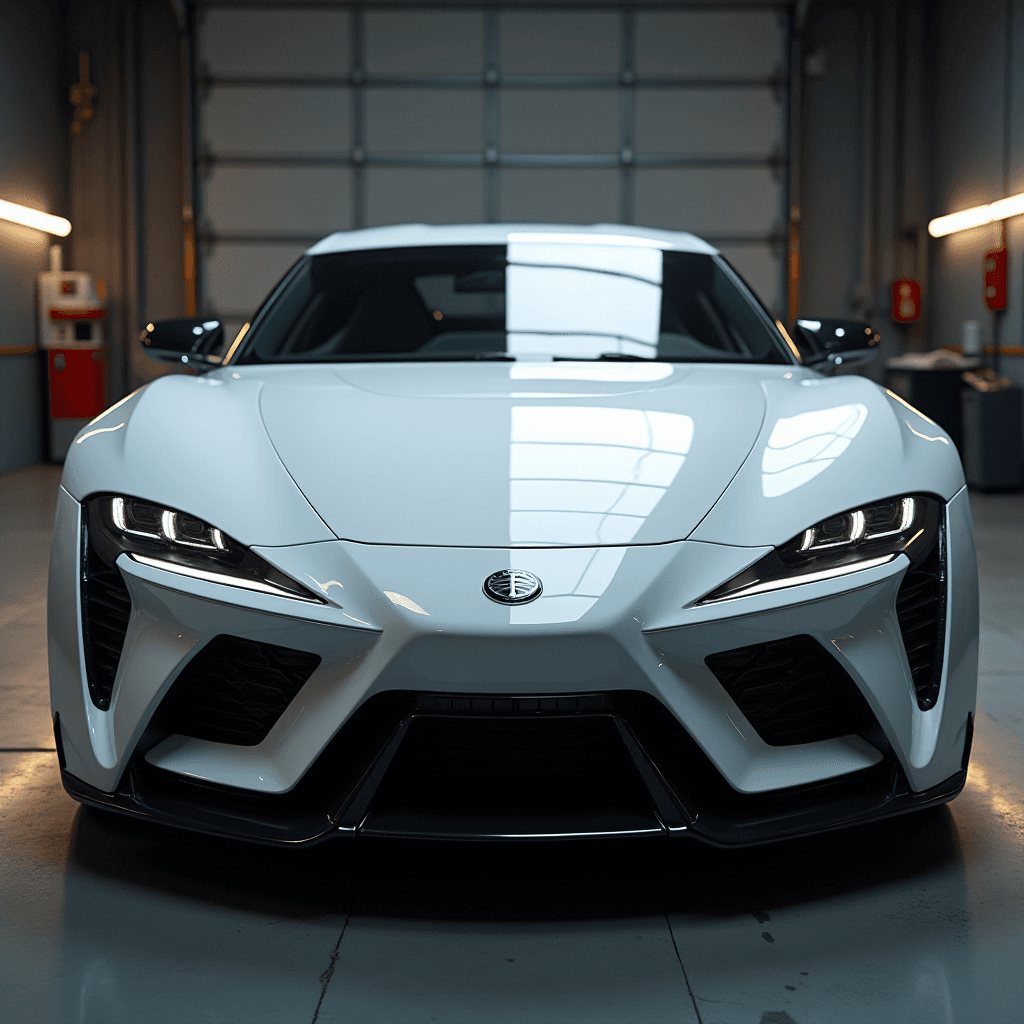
[709,553,897,602]
[159,508,228,551]
[111,495,161,540]
[113,497,228,551]
[129,553,317,602]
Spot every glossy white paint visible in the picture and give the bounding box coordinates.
[48,225,977,823]
[143,536,889,796]
[259,362,768,546]
[60,375,334,548]
[304,222,719,258]
[690,374,966,547]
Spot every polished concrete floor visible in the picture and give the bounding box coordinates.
[1,464,1021,1024]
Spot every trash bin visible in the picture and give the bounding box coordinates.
[884,365,971,451]
[961,370,1023,490]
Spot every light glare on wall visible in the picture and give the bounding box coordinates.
[0,198,72,236]
[928,192,1024,237]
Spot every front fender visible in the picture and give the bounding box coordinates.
[690,374,965,547]
[59,373,333,547]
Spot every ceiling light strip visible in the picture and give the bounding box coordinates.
[928,192,1024,237]
[0,199,72,236]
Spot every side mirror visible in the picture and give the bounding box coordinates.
[793,318,880,370]
[139,318,225,368]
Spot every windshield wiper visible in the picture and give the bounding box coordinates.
[552,352,648,362]
[553,352,756,364]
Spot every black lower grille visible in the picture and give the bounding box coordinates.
[81,532,132,712]
[416,692,608,714]
[160,635,321,746]
[705,635,876,746]
[360,712,662,838]
[895,532,947,710]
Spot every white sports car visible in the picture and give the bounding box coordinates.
[49,224,978,846]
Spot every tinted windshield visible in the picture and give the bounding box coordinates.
[238,243,790,364]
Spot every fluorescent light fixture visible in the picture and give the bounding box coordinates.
[709,553,897,603]
[129,553,316,601]
[928,192,1024,237]
[0,199,71,236]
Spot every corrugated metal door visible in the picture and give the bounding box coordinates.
[195,4,789,343]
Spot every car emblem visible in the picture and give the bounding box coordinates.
[483,569,543,605]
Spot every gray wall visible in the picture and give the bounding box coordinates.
[929,0,1024,391]
[797,1,933,377]
[66,0,184,401]
[134,0,186,388]
[800,4,871,324]
[0,0,68,473]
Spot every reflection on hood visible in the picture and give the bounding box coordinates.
[761,403,868,497]
[510,405,695,545]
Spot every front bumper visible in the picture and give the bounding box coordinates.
[55,697,972,847]
[49,485,979,845]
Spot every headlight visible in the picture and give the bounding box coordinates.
[86,495,322,603]
[699,494,942,603]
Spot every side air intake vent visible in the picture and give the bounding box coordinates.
[705,635,876,746]
[81,518,132,711]
[161,635,321,746]
[895,526,947,711]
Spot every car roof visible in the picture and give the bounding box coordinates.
[305,223,719,256]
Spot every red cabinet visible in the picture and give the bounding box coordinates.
[47,348,107,420]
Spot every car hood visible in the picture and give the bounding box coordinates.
[257,362,769,547]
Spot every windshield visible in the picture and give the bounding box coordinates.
[237,242,791,364]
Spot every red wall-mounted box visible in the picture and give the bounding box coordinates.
[984,248,1007,310]
[892,279,921,322]
[47,348,107,419]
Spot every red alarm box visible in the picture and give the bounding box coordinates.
[985,248,1007,310]
[892,278,921,322]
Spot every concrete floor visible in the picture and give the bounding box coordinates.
[1,464,1021,1024]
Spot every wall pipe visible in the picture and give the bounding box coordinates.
[176,1,197,316]
[786,0,811,325]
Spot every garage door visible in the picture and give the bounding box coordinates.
[195,4,789,344]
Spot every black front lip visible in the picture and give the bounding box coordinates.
[56,699,972,849]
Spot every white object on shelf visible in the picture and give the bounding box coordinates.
[961,319,982,356]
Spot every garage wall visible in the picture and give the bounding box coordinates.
[929,0,1024,392]
[193,3,790,345]
[0,0,68,473]
[66,0,189,398]
[799,3,872,326]
[797,0,1023,412]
